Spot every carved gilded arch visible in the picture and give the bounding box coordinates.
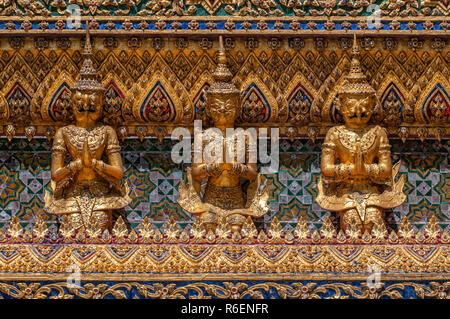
[377,71,411,125]
[132,70,192,124]
[31,52,78,122]
[135,52,194,124]
[408,53,449,120]
[284,72,317,125]
[101,73,130,126]
[415,74,450,124]
[38,71,76,123]
[234,51,285,123]
[239,74,278,124]
[1,73,35,124]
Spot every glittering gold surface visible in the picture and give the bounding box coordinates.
[43,27,131,231]
[316,35,407,232]
[178,37,269,232]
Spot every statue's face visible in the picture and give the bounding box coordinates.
[72,90,103,123]
[340,94,374,127]
[208,95,239,126]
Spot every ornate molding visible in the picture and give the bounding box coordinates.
[0,18,448,36]
[0,0,448,18]
[0,37,448,141]
[0,216,448,273]
[0,217,448,298]
[0,279,448,299]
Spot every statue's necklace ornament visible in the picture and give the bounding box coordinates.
[316,34,407,233]
[44,22,131,232]
[178,36,269,233]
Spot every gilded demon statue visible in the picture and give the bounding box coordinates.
[178,36,269,233]
[316,35,406,232]
[44,25,131,231]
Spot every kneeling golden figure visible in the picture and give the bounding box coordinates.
[316,35,406,232]
[44,27,130,231]
[178,37,269,233]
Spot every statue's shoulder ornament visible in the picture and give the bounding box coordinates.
[359,126,380,151]
[333,125,379,152]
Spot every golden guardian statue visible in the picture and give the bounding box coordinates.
[44,25,131,231]
[178,37,269,233]
[316,35,406,232]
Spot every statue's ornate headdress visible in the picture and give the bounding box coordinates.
[338,34,376,96]
[207,36,239,97]
[72,22,104,92]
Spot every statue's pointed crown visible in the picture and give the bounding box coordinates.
[208,36,239,96]
[338,34,376,96]
[72,22,104,92]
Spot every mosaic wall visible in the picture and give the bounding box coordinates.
[0,279,447,299]
[0,136,448,232]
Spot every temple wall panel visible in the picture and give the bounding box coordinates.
[0,37,448,137]
[0,0,448,299]
[0,137,448,232]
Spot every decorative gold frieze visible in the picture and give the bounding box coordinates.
[0,277,447,299]
[0,213,447,300]
[0,213,448,245]
[0,35,447,141]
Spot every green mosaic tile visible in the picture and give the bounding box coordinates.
[0,137,447,232]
